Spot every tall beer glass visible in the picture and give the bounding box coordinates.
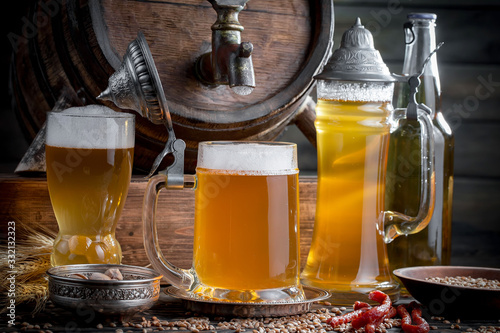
[46,106,135,266]
[143,141,304,303]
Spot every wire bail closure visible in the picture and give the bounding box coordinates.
[393,42,444,120]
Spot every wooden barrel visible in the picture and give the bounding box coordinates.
[10,0,333,173]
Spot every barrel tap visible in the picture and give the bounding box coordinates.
[195,0,255,96]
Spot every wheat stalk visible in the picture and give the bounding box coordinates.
[14,277,49,315]
[14,255,52,284]
[0,220,135,315]
[0,221,55,314]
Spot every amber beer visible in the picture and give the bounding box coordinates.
[191,142,303,301]
[46,107,134,266]
[301,99,398,303]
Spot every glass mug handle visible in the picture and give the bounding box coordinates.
[143,173,197,290]
[383,106,436,243]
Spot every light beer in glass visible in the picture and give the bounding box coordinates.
[192,142,302,301]
[46,106,134,266]
[301,99,396,303]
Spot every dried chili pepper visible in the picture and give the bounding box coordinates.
[369,305,397,329]
[351,290,392,330]
[326,291,395,330]
[387,306,397,318]
[365,323,376,333]
[397,304,430,333]
[397,305,412,326]
[326,308,368,327]
[410,307,430,333]
[354,301,371,310]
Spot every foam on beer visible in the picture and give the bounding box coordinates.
[46,105,135,149]
[197,142,298,174]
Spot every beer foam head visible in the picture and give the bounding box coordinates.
[197,141,298,174]
[46,105,135,149]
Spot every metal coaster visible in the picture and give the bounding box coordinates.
[164,285,330,317]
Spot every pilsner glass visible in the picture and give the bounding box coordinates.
[46,106,135,266]
[143,141,304,303]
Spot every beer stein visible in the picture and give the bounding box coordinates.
[300,18,435,305]
[143,141,305,303]
[46,106,135,266]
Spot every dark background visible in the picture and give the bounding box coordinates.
[1,0,499,267]
[1,1,31,172]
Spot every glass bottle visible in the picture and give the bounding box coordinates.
[386,13,454,272]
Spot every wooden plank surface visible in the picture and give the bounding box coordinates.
[0,175,318,270]
[4,294,500,332]
[1,175,498,269]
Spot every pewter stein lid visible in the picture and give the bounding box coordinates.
[315,17,396,82]
[98,31,168,125]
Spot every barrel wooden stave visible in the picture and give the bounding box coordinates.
[11,0,333,173]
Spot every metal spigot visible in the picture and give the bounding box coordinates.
[195,0,255,96]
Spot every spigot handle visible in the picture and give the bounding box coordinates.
[195,0,255,95]
[239,42,253,58]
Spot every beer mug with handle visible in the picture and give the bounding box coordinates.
[143,141,305,303]
[300,19,436,305]
[46,106,135,266]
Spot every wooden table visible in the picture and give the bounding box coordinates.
[2,292,500,333]
[0,175,319,270]
[1,175,499,332]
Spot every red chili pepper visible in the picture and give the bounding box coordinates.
[326,308,368,327]
[354,301,371,310]
[351,290,392,330]
[410,307,430,333]
[365,323,376,333]
[397,304,412,326]
[387,306,397,319]
[397,304,430,333]
[364,305,397,330]
[327,291,395,330]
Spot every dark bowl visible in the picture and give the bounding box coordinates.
[393,266,500,319]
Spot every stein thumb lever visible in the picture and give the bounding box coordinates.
[156,139,186,189]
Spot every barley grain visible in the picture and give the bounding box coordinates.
[426,276,500,289]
